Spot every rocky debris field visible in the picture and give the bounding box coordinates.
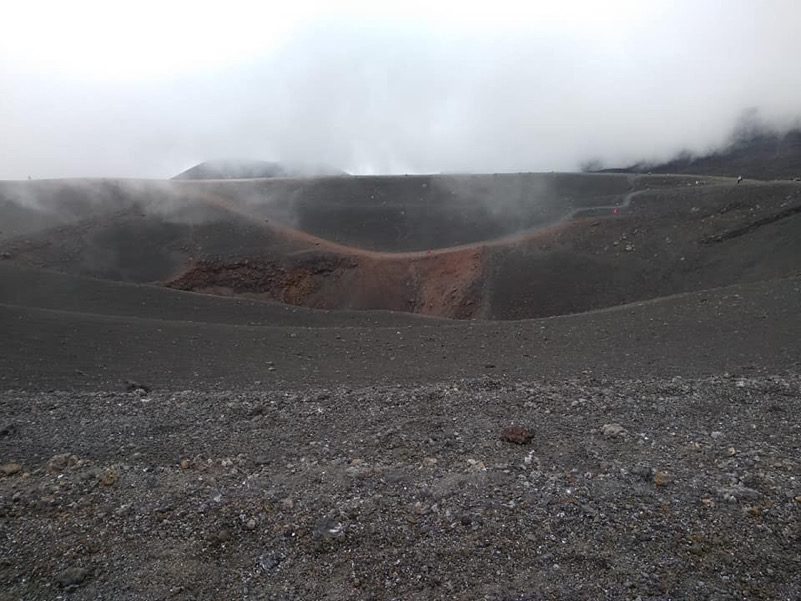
[1,374,799,600]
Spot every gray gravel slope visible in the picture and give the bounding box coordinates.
[1,276,799,391]
[0,263,441,328]
[1,375,799,600]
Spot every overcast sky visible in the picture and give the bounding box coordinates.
[1,0,800,179]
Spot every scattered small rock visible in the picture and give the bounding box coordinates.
[125,381,152,395]
[601,424,627,439]
[523,452,541,466]
[500,425,534,444]
[312,515,345,541]
[246,518,257,530]
[345,463,370,479]
[257,553,283,573]
[653,470,671,487]
[630,465,654,481]
[48,453,79,472]
[56,567,91,590]
[100,469,119,486]
[716,486,762,503]
[466,458,487,471]
[0,462,22,477]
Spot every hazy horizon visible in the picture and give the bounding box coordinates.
[3,0,801,179]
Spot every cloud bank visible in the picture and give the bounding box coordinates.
[2,0,801,179]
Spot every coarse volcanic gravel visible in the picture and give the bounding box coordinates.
[1,374,799,600]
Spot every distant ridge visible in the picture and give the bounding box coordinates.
[599,114,801,180]
[172,159,345,180]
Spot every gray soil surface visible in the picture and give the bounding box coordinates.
[1,171,799,600]
[1,272,799,599]
[1,275,800,391]
[1,375,799,600]
[0,264,440,328]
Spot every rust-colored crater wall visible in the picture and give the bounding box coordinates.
[4,174,801,320]
[166,246,487,319]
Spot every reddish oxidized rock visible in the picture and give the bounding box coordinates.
[500,425,534,444]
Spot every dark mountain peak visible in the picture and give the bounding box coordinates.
[599,111,801,180]
[172,159,345,180]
